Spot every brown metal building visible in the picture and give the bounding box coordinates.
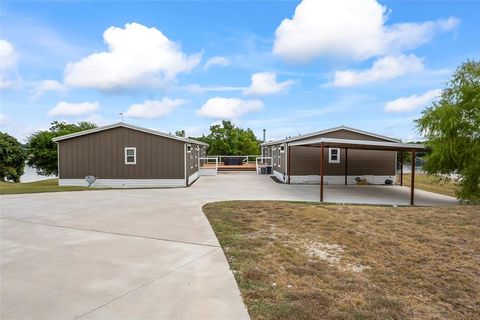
[53,123,208,188]
[261,126,402,185]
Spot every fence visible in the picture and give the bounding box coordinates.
[198,157,218,175]
[209,155,261,164]
[255,156,273,174]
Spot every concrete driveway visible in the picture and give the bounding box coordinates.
[0,172,457,320]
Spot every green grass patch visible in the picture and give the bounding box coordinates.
[0,179,90,195]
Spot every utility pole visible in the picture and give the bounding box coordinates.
[119,112,124,122]
[263,129,266,142]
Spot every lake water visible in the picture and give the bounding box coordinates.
[401,165,424,173]
[20,165,56,183]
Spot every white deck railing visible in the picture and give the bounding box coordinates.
[210,155,261,164]
[198,157,218,176]
[255,156,273,174]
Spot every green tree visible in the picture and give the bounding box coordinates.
[175,130,186,137]
[0,132,26,182]
[195,120,261,155]
[27,121,97,176]
[416,60,480,202]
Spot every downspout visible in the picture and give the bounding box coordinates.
[56,142,60,185]
[287,145,291,184]
[184,143,187,186]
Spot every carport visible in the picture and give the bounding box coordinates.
[286,138,426,205]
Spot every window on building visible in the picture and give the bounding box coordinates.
[280,145,285,153]
[187,144,192,153]
[125,147,136,164]
[329,148,340,163]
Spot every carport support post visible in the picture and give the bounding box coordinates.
[287,146,291,184]
[320,143,324,202]
[410,150,416,205]
[400,151,404,186]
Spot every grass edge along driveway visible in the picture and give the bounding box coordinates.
[204,201,479,320]
[0,179,89,195]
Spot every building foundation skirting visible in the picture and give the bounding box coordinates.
[273,170,287,183]
[273,170,396,185]
[187,172,200,185]
[59,178,186,188]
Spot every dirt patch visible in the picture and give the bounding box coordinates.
[204,201,480,320]
[305,241,371,273]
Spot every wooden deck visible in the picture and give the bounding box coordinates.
[201,162,257,171]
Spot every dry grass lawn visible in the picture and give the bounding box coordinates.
[397,174,459,198]
[204,201,479,320]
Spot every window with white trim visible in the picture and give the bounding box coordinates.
[280,145,285,153]
[187,144,192,153]
[329,148,340,164]
[125,147,136,164]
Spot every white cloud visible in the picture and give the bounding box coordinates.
[273,0,459,63]
[0,113,7,126]
[64,23,201,90]
[32,80,66,100]
[204,56,230,70]
[197,97,263,119]
[47,101,99,117]
[0,79,16,90]
[180,84,246,94]
[0,40,17,70]
[385,89,441,112]
[243,72,294,96]
[0,39,19,89]
[331,55,424,87]
[124,98,185,119]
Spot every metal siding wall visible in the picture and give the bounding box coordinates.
[290,146,395,176]
[186,143,201,177]
[271,144,286,174]
[58,127,185,179]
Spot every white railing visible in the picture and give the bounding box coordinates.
[255,156,273,174]
[210,155,261,164]
[198,157,218,176]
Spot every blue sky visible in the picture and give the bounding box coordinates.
[0,0,479,143]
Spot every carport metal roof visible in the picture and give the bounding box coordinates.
[285,138,426,205]
[289,137,425,151]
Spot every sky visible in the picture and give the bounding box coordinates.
[0,0,479,143]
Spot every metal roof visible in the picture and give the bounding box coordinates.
[261,126,401,146]
[288,137,425,151]
[52,122,209,146]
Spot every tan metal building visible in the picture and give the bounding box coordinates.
[261,126,403,185]
[53,123,208,188]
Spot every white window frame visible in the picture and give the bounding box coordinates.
[280,145,285,153]
[329,148,340,164]
[187,144,192,153]
[124,147,137,165]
